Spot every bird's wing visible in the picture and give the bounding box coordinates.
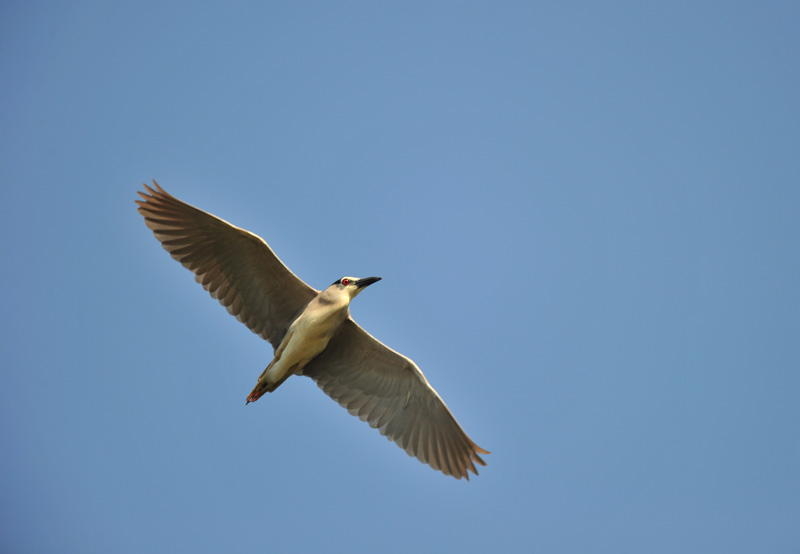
[136,181,317,348]
[301,319,489,479]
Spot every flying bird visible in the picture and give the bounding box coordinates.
[136,181,488,479]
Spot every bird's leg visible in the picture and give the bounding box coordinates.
[248,330,294,403]
[246,365,295,404]
[246,379,270,404]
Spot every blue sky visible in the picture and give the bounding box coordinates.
[2,1,799,552]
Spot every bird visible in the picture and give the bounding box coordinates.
[136,181,489,479]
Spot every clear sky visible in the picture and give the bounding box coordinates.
[2,1,799,552]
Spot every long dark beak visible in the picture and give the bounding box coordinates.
[356,276,382,289]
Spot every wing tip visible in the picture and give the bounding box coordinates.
[137,180,168,203]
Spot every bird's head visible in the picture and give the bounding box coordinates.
[330,276,382,300]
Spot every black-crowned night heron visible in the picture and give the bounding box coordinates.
[136,181,488,479]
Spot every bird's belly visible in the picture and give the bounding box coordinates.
[281,330,331,367]
[265,310,345,383]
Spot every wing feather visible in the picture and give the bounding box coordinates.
[136,181,316,348]
[302,319,489,479]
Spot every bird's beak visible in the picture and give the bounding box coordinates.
[356,276,382,288]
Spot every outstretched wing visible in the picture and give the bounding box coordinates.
[302,319,489,479]
[136,181,317,348]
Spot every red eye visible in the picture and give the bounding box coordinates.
[341,278,350,286]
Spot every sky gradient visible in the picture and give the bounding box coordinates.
[2,2,799,552]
